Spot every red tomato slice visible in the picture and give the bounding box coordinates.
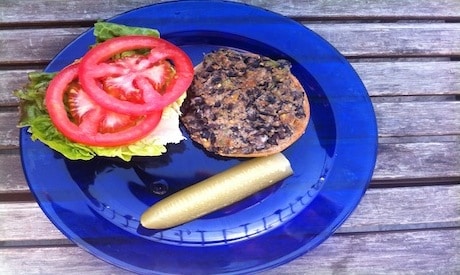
[78,36,194,116]
[45,64,162,147]
[101,57,175,104]
[67,84,139,134]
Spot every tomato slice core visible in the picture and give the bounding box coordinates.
[78,36,194,116]
[45,64,162,147]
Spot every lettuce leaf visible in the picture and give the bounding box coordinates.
[15,23,187,161]
[94,22,160,43]
[15,72,186,161]
[15,72,55,127]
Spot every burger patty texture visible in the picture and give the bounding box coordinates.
[180,49,310,157]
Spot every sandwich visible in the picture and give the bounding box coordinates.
[15,22,194,161]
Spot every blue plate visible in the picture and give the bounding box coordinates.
[20,1,378,274]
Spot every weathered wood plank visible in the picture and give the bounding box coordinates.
[0,139,459,194]
[307,23,460,57]
[0,202,64,243]
[2,96,460,193]
[373,141,460,182]
[374,101,460,137]
[0,152,25,193]
[0,246,126,275]
[351,61,460,97]
[1,23,459,65]
[0,28,88,65]
[336,185,460,233]
[0,113,19,149]
[0,229,458,274]
[2,101,459,150]
[1,0,460,25]
[2,61,459,106]
[269,229,460,275]
[0,1,458,274]
[0,70,33,107]
[1,185,458,243]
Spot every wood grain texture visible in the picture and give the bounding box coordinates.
[1,185,458,243]
[0,0,459,273]
[1,99,459,192]
[336,185,460,233]
[1,140,458,194]
[2,61,459,106]
[2,101,458,149]
[4,101,459,149]
[1,0,460,24]
[0,202,65,243]
[0,70,33,106]
[0,246,126,275]
[374,101,460,137]
[1,23,459,65]
[0,152,25,193]
[0,229,458,274]
[269,229,460,275]
[351,61,460,97]
[0,28,88,65]
[306,23,460,57]
[373,142,460,182]
[0,112,20,149]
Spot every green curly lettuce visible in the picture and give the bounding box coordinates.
[15,23,187,161]
[15,71,186,161]
[93,21,160,43]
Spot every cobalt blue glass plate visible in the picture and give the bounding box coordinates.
[20,1,378,274]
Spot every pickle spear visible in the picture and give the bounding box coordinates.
[140,152,293,229]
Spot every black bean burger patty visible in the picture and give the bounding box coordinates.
[180,49,310,157]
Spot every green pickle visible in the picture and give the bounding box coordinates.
[140,153,293,229]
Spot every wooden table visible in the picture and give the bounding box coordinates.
[1,0,459,274]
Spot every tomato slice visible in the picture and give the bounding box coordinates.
[78,36,194,116]
[45,64,162,147]
[101,57,175,104]
[67,83,139,134]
